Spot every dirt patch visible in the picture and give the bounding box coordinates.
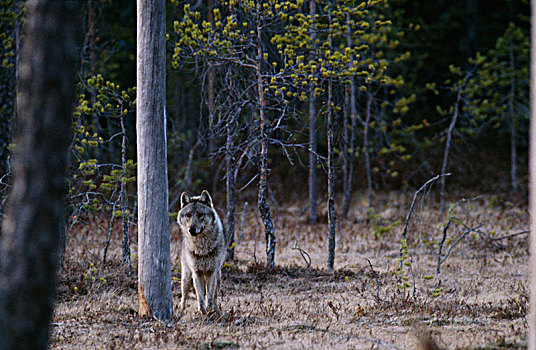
[51,193,529,349]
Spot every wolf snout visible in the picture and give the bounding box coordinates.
[189,226,201,236]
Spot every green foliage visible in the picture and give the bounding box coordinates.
[366,207,400,240]
[68,74,136,224]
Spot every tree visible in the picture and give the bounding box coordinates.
[308,0,318,224]
[172,1,305,268]
[0,1,79,348]
[483,23,529,194]
[136,0,172,320]
[529,2,536,347]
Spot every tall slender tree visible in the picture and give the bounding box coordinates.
[528,1,536,347]
[308,0,318,224]
[136,0,172,320]
[0,1,79,348]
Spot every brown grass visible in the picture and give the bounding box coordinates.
[51,192,529,349]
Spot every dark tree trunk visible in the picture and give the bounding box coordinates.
[0,1,79,349]
[308,0,318,224]
[509,44,518,194]
[136,0,172,320]
[327,4,336,270]
[364,92,373,209]
[120,112,131,273]
[226,108,236,261]
[207,0,215,152]
[341,12,356,218]
[256,15,276,269]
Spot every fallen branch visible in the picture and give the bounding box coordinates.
[292,237,311,270]
[362,256,380,302]
[401,173,450,264]
[491,230,529,241]
[437,222,485,274]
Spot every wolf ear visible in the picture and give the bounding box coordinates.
[180,192,191,209]
[200,190,213,207]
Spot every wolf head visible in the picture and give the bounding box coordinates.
[178,190,215,237]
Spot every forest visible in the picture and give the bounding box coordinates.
[0,0,531,349]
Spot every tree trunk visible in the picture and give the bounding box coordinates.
[207,0,215,152]
[327,4,337,270]
[308,0,318,224]
[0,2,79,349]
[528,2,536,347]
[440,91,461,214]
[342,86,351,218]
[136,0,172,320]
[341,11,356,218]
[364,92,373,209]
[256,16,276,269]
[226,109,236,261]
[509,44,518,194]
[120,112,131,274]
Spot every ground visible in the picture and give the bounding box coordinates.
[51,192,529,349]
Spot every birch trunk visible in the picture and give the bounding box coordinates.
[0,2,78,348]
[256,15,276,269]
[136,0,172,320]
[341,11,356,218]
[327,4,336,270]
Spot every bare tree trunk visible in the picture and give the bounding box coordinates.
[363,92,373,209]
[509,44,518,194]
[341,11,356,218]
[225,3,236,262]
[342,85,351,217]
[0,2,79,349]
[308,0,318,224]
[327,4,336,270]
[226,99,236,260]
[528,2,536,347]
[207,0,215,152]
[256,16,276,269]
[136,0,172,320]
[440,91,461,214]
[120,112,131,274]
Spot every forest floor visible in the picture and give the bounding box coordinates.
[51,191,529,349]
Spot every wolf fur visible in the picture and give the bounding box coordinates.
[177,190,226,313]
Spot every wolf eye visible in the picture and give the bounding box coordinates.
[186,212,192,218]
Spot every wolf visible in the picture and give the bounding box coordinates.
[177,190,226,314]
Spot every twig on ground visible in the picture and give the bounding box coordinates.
[402,173,450,244]
[362,256,381,302]
[491,230,529,241]
[437,222,485,274]
[292,237,311,270]
[401,173,450,268]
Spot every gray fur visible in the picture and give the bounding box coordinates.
[177,190,226,313]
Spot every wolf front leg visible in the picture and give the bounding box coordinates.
[191,271,207,313]
[180,264,192,312]
[206,270,220,311]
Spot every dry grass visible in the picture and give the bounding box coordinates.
[51,192,529,349]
